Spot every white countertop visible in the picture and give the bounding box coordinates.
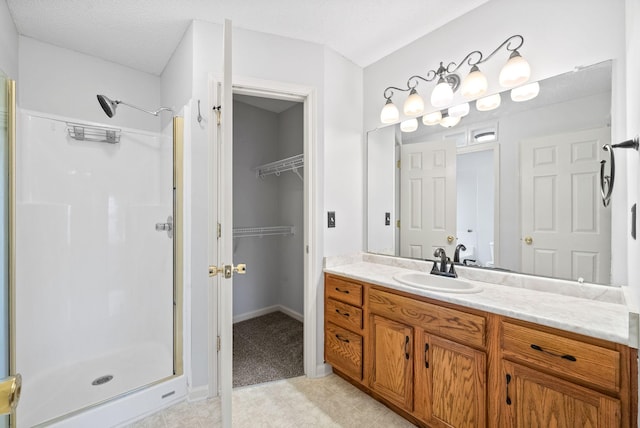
[324,254,639,348]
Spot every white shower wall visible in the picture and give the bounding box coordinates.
[15,111,174,426]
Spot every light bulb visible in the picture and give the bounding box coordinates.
[400,118,418,133]
[403,88,425,116]
[440,114,461,128]
[499,51,531,88]
[476,93,502,112]
[461,65,488,100]
[511,81,540,102]
[422,111,442,126]
[448,103,470,118]
[430,77,454,108]
[380,99,400,124]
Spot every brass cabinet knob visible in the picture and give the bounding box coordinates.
[447,235,455,244]
[524,236,533,245]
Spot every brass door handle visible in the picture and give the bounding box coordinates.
[524,236,533,245]
[209,263,247,278]
[447,235,455,244]
[0,374,21,415]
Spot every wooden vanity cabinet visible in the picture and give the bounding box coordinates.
[323,273,637,428]
[324,274,365,382]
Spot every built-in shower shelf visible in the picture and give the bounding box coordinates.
[254,154,304,180]
[66,122,121,144]
[233,226,295,238]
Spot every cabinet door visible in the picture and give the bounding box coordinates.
[370,315,414,411]
[418,334,486,428]
[502,361,620,428]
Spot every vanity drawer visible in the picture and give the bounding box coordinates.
[326,298,363,331]
[501,321,621,393]
[368,287,485,348]
[325,322,363,381]
[326,275,363,307]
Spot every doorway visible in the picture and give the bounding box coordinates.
[231,94,305,387]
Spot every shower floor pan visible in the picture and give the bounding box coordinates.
[18,342,172,427]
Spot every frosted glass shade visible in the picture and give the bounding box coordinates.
[403,89,425,116]
[380,99,400,124]
[448,103,470,118]
[422,111,442,126]
[461,66,488,100]
[511,81,540,102]
[499,51,531,88]
[476,93,502,112]
[400,118,418,132]
[431,78,454,108]
[440,114,461,128]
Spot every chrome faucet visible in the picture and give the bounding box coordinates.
[434,248,448,272]
[454,244,467,263]
[431,247,457,278]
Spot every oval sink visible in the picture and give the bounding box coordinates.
[392,272,482,294]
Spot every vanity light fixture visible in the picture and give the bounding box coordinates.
[476,93,502,112]
[440,112,461,128]
[510,81,540,102]
[422,110,442,126]
[448,102,470,118]
[379,35,529,124]
[400,118,418,132]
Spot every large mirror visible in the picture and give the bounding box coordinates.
[367,60,612,284]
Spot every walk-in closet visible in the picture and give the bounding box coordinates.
[232,95,304,387]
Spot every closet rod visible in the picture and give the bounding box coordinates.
[233,226,295,238]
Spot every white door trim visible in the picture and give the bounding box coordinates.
[206,74,319,398]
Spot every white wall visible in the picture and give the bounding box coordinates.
[0,0,18,78]
[277,104,305,315]
[366,125,395,254]
[19,36,162,132]
[232,100,282,317]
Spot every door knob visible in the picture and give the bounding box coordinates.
[209,263,247,278]
[524,236,533,245]
[447,235,455,244]
[0,374,21,415]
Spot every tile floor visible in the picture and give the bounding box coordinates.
[126,374,416,427]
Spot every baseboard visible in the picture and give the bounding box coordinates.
[187,385,209,402]
[233,305,303,324]
[315,363,333,377]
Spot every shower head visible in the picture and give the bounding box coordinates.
[97,95,118,118]
[96,94,174,118]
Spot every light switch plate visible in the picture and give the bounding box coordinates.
[328,211,336,228]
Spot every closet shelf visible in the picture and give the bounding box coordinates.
[254,154,304,180]
[233,226,295,238]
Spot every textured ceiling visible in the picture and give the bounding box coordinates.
[6,0,489,75]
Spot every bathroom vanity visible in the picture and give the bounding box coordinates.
[323,254,638,428]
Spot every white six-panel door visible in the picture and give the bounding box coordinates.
[520,128,611,283]
[400,140,456,260]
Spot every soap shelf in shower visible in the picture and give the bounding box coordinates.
[254,154,304,180]
[233,226,295,238]
[66,122,121,144]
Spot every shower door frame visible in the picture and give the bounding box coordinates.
[11,112,185,426]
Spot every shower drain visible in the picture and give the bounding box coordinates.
[91,375,114,386]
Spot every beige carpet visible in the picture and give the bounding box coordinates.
[233,311,304,387]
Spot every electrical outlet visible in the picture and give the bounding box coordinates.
[385,212,391,226]
[328,211,336,228]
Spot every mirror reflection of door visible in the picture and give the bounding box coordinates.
[520,127,611,283]
[400,140,456,259]
[456,148,495,267]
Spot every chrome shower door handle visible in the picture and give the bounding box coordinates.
[155,216,173,238]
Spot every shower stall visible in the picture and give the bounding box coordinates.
[14,108,183,426]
